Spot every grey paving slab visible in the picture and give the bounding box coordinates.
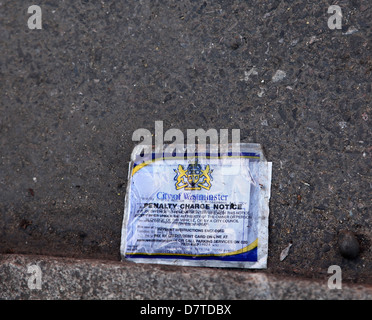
[1,254,371,300]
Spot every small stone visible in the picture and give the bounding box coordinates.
[338,230,360,259]
[280,242,292,261]
[321,244,330,253]
[342,26,358,35]
[338,121,347,129]
[243,67,258,81]
[272,70,286,82]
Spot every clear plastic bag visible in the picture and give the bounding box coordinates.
[120,143,272,268]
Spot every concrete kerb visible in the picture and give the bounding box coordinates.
[0,254,371,300]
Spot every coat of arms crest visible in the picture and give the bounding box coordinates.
[174,161,213,190]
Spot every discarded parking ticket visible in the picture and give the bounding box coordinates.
[120,144,272,268]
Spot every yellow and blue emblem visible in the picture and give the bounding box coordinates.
[174,161,213,190]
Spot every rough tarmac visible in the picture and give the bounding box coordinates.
[0,0,371,287]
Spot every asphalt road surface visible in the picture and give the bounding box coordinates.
[1,1,371,284]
